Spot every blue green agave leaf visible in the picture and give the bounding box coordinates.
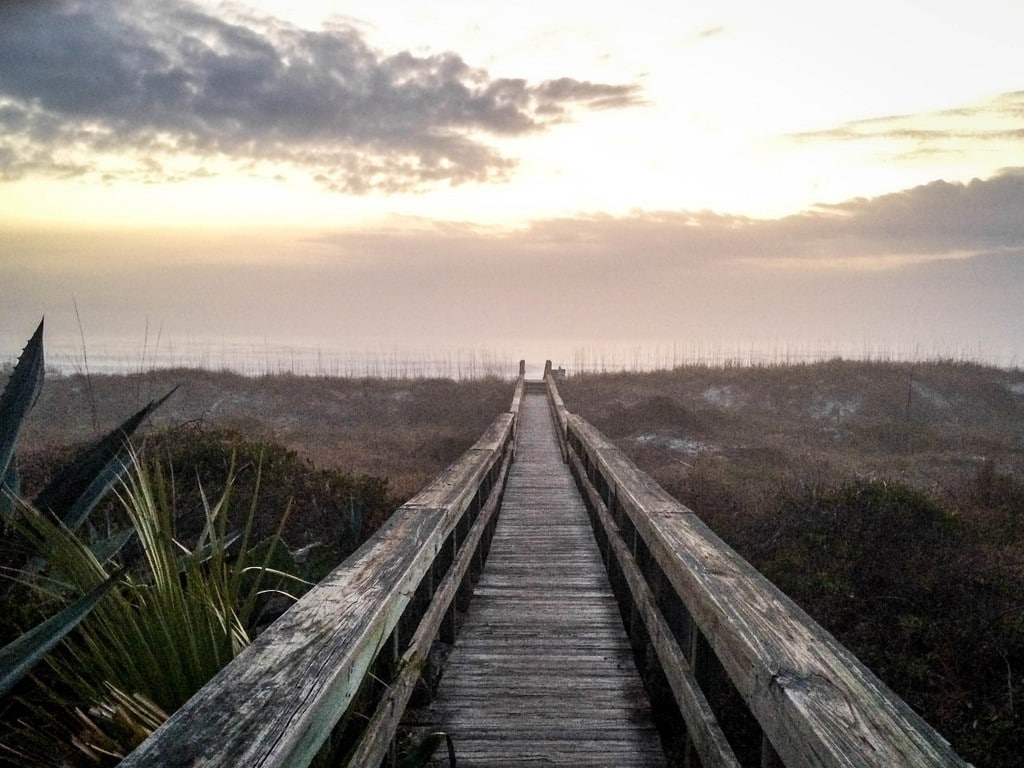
[0,570,122,699]
[33,386,178,531]
[0,319,45,482]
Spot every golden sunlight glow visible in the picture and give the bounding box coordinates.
[2,0,1015,230]
[3,1,1024,376]
[2,0,1023,229]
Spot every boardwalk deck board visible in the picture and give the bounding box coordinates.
[429,392,665,767]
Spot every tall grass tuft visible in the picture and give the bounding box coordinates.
[1,449,303,766]
[1,319,175,702]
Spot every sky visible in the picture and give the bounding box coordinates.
[2,0,1024,372]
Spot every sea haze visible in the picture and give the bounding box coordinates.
[4,173,1024,375]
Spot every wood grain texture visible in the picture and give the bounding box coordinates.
[121,414,514,768]
[568,446,741,768]
[347,440,515,766]
[429,393,665,767]
[558,399,972,767]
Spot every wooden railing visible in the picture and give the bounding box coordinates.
[122,372,525,767]
[543,369,971,768]
[121,359,970,767]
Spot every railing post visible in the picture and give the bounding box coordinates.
[761,735,782,768]
[442,536,458,644]
[560,410,971,768]
[456,501,474,613]
[417,567,435,624]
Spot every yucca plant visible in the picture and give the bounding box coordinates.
[0,322,306,765]
[2,449,303,764]
[1,320,175,697]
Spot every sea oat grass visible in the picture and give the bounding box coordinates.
[559,360,1024,767]
[2,449,303,766]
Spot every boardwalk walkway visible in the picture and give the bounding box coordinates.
[429,391,664,766]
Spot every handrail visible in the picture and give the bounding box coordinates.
[122,368,526,767]
[544,373,970,767]
[543,360,569,461]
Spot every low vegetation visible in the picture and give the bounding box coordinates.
[18,367,512,505]
[2,337,512,767]
[13,349,1019,765]
[559,359,1024,767]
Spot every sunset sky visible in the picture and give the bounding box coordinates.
[3,0,1023,371]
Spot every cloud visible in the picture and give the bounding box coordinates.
[789,91,1024,161]
[302,170,1024,351]
[533,78,648,111]
[695,26,726,41]
[0,0,642,192]
[4,170,1022,358]
[802,170,1024,253]
[509,167,1024,268]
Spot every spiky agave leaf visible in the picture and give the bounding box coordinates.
[3,444,301,753]
[0,570,121,699]
[1,454,20,518]
[33,386,178,531]
[0,320,45,483]
[88,529,136,567]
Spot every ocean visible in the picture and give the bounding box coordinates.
[7,331,1019,379]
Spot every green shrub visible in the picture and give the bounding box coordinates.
[1,321,174,692]
[1,450,302,766]
[0,323,384,766]
[758,480,1022,766]
[140,424,394,563]
[599,395,701,437]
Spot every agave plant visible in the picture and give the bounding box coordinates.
[0,322,308,765]
[3,450,303,764]
[0,320,175,697]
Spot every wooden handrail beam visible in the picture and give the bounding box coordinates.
[122,374,524,768]
[547,375,970,767]
[568,444,741,768]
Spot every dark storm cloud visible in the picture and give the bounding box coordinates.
[0,0,642,191]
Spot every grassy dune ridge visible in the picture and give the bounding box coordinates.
[559,359,1024,766]
[560,360,1024,511]
[9,360,1024,765]
[2,366,514,765]
[16,367,514,506]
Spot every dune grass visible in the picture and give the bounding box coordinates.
[559,359,1024,767]
[16,369,513,507]
[1,448,306,766]
[1,326,515,767]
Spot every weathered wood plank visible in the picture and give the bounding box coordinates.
[562,409,971,767]
[543,373,569,460]
[346,430,516,766]
[429,393,664,767]
[509,376,525,419]
[405,414,512,512]
[569,444,741,768]
[122,413,514,768]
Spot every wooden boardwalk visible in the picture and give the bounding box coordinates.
[123,372,972,768]
[429,392,664,766]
